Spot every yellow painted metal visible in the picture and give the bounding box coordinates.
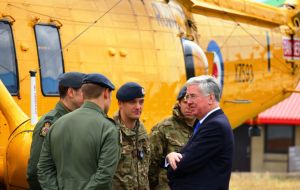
[187,0,288,24]
[0,81,29,133]
[0,0,299,188]
[283,89,300,93]
[4,121,32,189]
[0,81,31,189]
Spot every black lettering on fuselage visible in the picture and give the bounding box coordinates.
[235,63,254,82]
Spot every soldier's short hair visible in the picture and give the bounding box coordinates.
[81,83,104,99]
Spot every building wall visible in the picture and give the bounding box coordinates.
[251,129,264,172]
[251,125,300,172]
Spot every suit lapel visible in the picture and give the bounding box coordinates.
[189,109,224,141]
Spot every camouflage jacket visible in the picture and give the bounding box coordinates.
[27,101,69,190]
[149,104,194,190]
[112,112,150,190]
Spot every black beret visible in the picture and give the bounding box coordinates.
[177,86,187,100]
[58,72,86,88]
[82,73,115,90]
[116,82,145,101]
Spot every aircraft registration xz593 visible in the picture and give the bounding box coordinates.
[0,0,300,188]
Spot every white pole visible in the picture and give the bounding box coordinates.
[30,70,38,125]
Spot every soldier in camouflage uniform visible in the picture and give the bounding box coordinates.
[149,86,196,190]
[112,82,150,190]
[27,72,85,190]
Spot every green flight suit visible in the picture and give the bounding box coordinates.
[149,104,194,190]
[112,112,150,190]
[37,101,120,190]
[27,101,69,190]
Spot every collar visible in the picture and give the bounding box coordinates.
[199,107,220,125]
[81,101,106,116]
[113,111,144,136]
[55,101,70,115]
[172,103,194,129]
[113,111,139,129]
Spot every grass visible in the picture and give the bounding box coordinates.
[230,172,300,190]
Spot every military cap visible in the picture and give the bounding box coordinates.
[58,72,86,88]
[82,73,115,90]
[177,86,187,100]
[116,82,145,101]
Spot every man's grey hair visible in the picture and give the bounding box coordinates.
[186,75,221,102]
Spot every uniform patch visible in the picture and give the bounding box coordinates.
[40,121,52,137]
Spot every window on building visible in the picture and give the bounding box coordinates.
[0,21,19,95]
[265,125,295,154]
[34,24,64,96]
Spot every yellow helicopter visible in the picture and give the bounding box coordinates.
[0,0,300,188]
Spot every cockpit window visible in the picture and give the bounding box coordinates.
[0,21,19,95]
[34,24,64,96]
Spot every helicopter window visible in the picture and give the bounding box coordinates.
[34,24,64,96]
[0,21,19,95]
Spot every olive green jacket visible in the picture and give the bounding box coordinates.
[149,104,194,190]
[27,101,69,190]
[38,101,120,190]
[112,112,150,190]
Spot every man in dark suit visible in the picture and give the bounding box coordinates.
[166,75,234,190]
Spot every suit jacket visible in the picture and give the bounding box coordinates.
[167,109,234,190]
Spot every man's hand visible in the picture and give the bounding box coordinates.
[166,152,183,170]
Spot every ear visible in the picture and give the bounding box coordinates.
[103,88,110,100]
[118,100,123,109]
[208,94,214,105]
[177,101,182,107]
[67,88,74,98]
